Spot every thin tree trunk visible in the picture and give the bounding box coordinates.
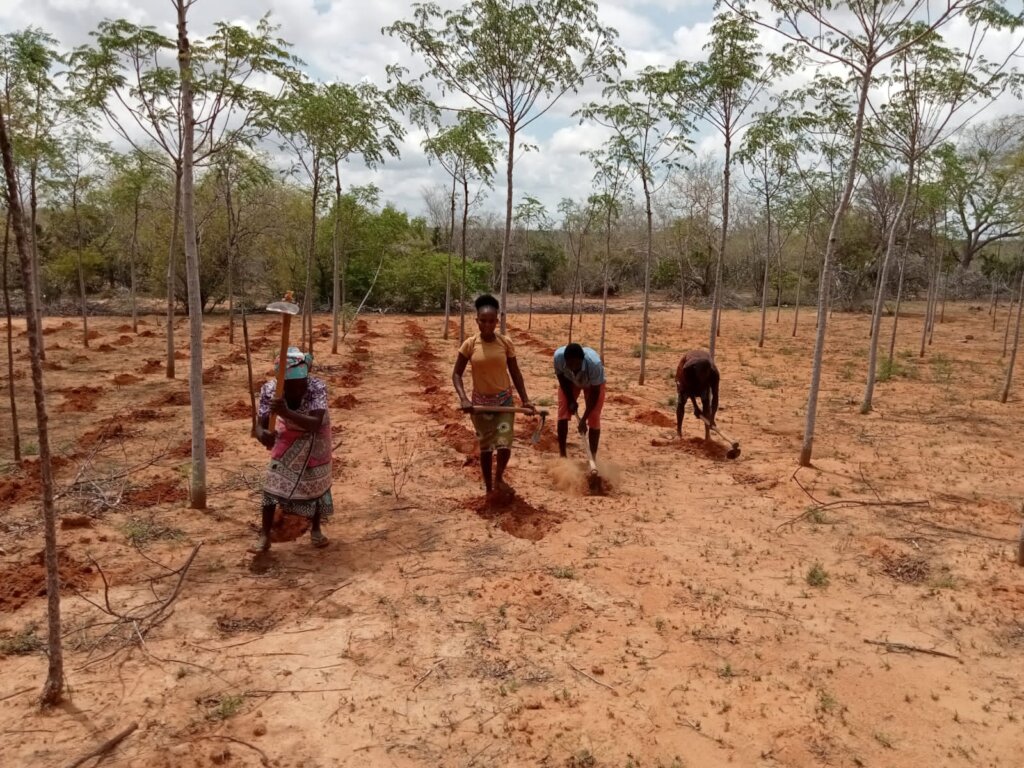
[332,160,342,353]
[679,227,689,330]
[988,277,996,317]
[72,188,89,349]
[888,251,906,364]
[0,103,63,706]
[460,175,469,343]
[775,237,783,323]
[303,163,320,356]
[443,172,456,340]
[3,209,20,462]
[224,167,236,346]
[709,139,731,358]
[800,69,873,467]
[861,163,914,413]
[1003,295,1014,359]
[792,231,809,337]
[928,257,938,347]
[920,251,937,357]
[568,233,582,341]
[525,224,533,330]
[129,195,139,333]
[758,195,772,348]
[993,283,999,330]
[638,180,653,385]
[499,127,514,333]
[166,166,182,379]
[177,2,206,510]
[29,164,44,359]
[600,207,611,358]
[939,267,948,324]
[1000,270,1024,403]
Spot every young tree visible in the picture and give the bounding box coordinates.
[514,194,549,331]
[558,196,597,341]
[727,0,1006,466]
[587,156,628,357]
[578,70,692,384]
[939,116,1024,270]
[110,150,159,333]
[860,21,1021,414]
[1002,268,1024,403]
[423,111,498,341]
[0,91,63,707]
[385,0,622,333]
[71,14,296,377]
[665,11,777,357]
[2,210,19,461]
[738,110,797,348]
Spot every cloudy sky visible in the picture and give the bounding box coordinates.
[2,0,1022,220]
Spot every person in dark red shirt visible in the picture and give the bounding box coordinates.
[675,349,719,439]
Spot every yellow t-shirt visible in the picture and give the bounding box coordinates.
[458,333,516,396]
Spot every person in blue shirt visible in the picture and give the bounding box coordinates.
[553,342,606,459]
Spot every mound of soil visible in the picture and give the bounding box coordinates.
[650,435,732,461]
[203,364,228,384]
[42,360,66,371]
[608,394,639,405]
[126,478,187,506]
[70,354,90,364]
[404,321,426,340]
[116,324,133,333]
[464,489,562,541]
[351,343,370,358]
[217,350,247,365]
[114,335,134,346]
[59,386,102,413]
[78,422,136,448]
[416,369,443,389]
[125,408,170,423]
[354,319,369,334]
[86,329,102,340]
[415,347,438,363]
[441,423,478,455]
[336,374,361,388]
[517,421,558,452]
[331,394,359,410]
[140,359,162,374]
[113,373,142,386]
[344,360,364,375]
[224,400,254,419]
[270,510,310,543]
[0,549,98,613]
[173,350,189,360]
[0,476,35,505]
[147,389,190,407]
[633,409,675,428]
[170,437,226,459]
[139,330,157,338]
[97,343,116,352]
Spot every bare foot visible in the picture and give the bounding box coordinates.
[247,533,270,554]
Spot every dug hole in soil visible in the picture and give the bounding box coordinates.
[463,487,563,541]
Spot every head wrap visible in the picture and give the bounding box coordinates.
[276,346,313,380]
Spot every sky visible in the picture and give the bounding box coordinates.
[2,0,1022,221]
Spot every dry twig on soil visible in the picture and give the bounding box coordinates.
[863,639,960,660]
[64,721,138,768]
[778,467,928,531]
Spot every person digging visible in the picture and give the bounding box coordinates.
[250,347,334,553]
[553,342,606,460]
[675,348,719,440]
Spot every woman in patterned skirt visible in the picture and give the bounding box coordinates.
[250,347,333,553]
[452,294,535,494]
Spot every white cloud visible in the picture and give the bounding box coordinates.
[2,0,1021,219]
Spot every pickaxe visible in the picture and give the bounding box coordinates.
[266,291,301,433]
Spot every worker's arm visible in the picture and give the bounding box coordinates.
[557,372,578,414]
[269,398,324,433]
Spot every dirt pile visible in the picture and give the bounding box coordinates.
[464,488,562,541]
[170,437,226,459]
[331,394,359,410]
[126,478,186,506]
[146,389,190,407]
[0,549,99,613]
[633,409,675,428]
[112,373,142,386]
[59,386,102,412]
[224,400,254,419]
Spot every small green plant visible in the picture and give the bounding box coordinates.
[123,518,184,547]
[536,396,554,407]
[0,625,44,656]
[806,562,830,587]
[549,565,576,580]
[566,750,597,768]
[655,617,667,633]
[718,662,735,679]
[208,694,245,720]
[817,689,838,715]
[929,571,958,590]
[807,507,828,525]
[666,395,678,407]
[877,358,903,382]
[931,353,952,384]
[748,373,781,389]
[873,731,896,749]
[839,362,855,381]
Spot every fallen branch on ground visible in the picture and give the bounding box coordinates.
[779,467,928,531]
[64,722,138,768]
[567,662,618,695]
[863,639,960,661]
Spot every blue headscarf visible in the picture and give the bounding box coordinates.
[276,346,313,380]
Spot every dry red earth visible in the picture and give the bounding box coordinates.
[1,299,1023,768]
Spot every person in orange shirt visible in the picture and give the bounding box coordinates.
[452,294,535,494]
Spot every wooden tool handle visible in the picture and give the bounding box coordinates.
[268,313,292,433]
[469,405,546,415]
